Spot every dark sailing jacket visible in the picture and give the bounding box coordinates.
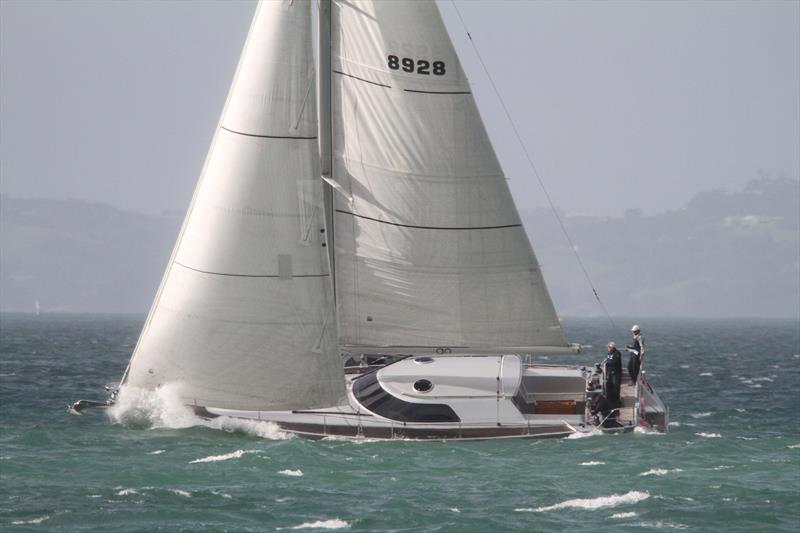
[604,348,622,375]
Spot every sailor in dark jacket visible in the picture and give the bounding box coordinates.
[626,324,645,384]
[603,341,622,406]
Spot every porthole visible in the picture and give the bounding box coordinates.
[413,379,433,393]
[414,356,434,364]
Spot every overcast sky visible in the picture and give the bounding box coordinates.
[1,0,798,217]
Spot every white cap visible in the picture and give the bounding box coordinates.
[631,324,641,332]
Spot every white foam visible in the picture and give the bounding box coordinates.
[634,521,688,530]
[611,512,637,519]
[208,416,293,440]
[679,364,690,369]
[109,385,292,440]
[109,384,197,429]
[580,461,605,466]
[752,377,774,382]
[747,384,763,388]
[696,432,722,438]
[668,422,681,427]
[116,488,138,496]
[147,449,166,455]
[321,436,384,444]
[286,519,349,530]
[699,372,713,377]
[690,412,712,418]
[171,489,192,498]
[278,469,304,477]
[189,449,256,464]
[567,428,603,439]
[640,468,683,476]
[211,490,233,499]
[634,426,665,435]
[712,465,732,470]
[11,516,50,525]
[736,436,757,441]
[450,508,460,513]
[787,443,800,449]
[735,408,747,413]
[516,491,650,512]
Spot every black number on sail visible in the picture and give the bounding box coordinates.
[387,55,446,76]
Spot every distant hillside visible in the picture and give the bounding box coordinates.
[1,178,798,318]
[522,177,800,318]
[0,196,182,313]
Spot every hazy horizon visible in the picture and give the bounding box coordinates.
[2,176,797,319]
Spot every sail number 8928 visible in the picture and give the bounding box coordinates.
[387,55,445,76]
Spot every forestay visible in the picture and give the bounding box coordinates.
[124,0,344,410]
[329,0,568,352]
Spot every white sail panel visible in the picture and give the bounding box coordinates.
[125,0,343,410]
[330,0,568,350]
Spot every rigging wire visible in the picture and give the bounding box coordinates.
[450,1,619,334]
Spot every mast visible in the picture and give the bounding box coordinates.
[318,0,336,302]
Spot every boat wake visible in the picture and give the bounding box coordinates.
[634,426,665,436]
[108,385,292,440]
[566,428,604,439]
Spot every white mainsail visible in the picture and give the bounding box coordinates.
[328,0,569,352]
[123,0,343,411]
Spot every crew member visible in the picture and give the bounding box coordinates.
[626,324,645,384]
[603,341,622,406]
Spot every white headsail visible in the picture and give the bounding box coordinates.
[124,0,344,410]
[328,0,569,353]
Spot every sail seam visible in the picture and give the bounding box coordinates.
[404,89,471,95]
[335,209,521,231]
[332,70,391,88]
[220,126,317,140]
[174,261,329,278]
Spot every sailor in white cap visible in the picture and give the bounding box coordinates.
[626,325,645,384]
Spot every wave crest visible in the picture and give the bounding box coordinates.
[515,490,650,512]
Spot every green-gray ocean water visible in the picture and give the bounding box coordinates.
[1,315,798,531]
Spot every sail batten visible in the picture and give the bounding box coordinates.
[330,0,568,350]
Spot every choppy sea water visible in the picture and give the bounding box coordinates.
[0,314,798,532]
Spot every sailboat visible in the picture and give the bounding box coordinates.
[70,0,667,439]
